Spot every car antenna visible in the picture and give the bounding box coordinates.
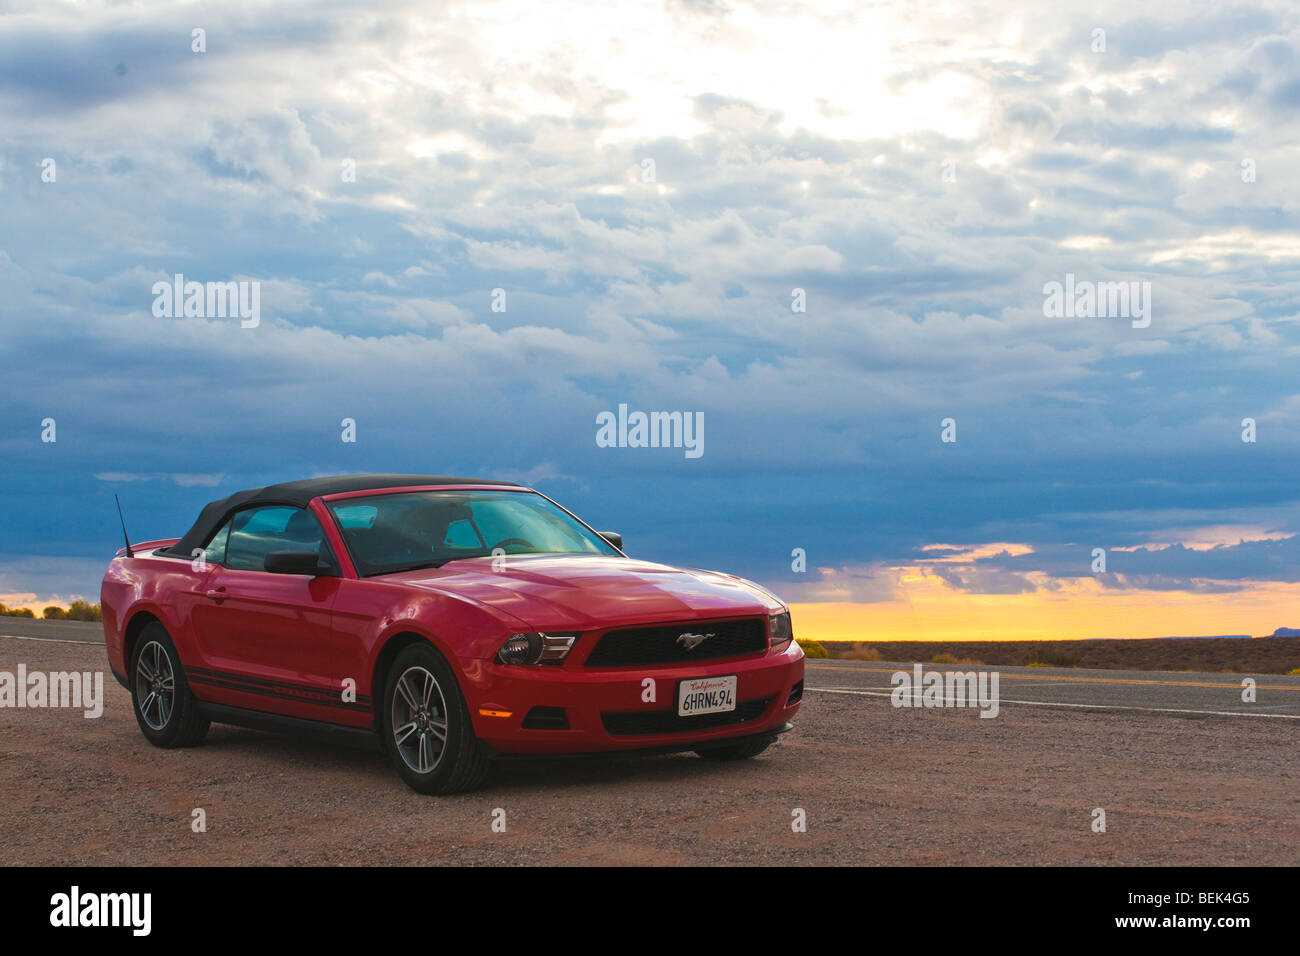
[115,493,135,558]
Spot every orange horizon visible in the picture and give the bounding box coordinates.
[789,573,1300,643]
[802,634,1279,643]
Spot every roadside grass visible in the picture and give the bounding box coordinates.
[804,637,1299,674]
[1023,646,1083,668]
[796,638,829,659]
[931,651,984,667]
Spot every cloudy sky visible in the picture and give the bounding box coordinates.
[2,0,1298,638]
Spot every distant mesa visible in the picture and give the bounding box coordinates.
[1159,634,1250,640]
[1272,627,1300,637]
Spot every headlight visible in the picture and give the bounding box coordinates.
[768,611,792,646]
[495,632,578,665]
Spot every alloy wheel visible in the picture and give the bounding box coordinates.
[135,639,176,731]
[391,665,449,774]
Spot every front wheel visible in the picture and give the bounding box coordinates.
[130,622,209,747]
[381,644,489,795]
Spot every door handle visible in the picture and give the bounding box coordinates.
[204,587,228,602]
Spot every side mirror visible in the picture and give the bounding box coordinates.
[598,531,623,551]
[265,550,330,575]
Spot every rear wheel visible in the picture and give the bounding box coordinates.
[381,643,489,795]
[694,736,774,761]
[130,622,209,748]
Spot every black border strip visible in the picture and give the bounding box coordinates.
[187,666,371,711]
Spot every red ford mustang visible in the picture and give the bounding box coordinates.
[101,475,804,793]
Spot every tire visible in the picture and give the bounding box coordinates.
[130,622,209,748]
[381,643,490,795]
[694,736,774,761]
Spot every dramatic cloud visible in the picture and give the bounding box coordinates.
[1,0,1297,623]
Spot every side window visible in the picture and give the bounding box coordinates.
[225,506,331,572]
[202,521,231,566]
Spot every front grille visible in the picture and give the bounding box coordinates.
[602,696,773,737]
[584,618,767,668]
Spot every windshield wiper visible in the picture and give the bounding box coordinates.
[379,560,447,574]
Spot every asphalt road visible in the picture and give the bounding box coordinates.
[1,627,1296,865]
[807,660,1300,719]
[0,619,102,641]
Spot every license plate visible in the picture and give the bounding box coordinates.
[678,675,737,717]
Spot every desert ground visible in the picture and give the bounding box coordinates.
[2,629,1296,866]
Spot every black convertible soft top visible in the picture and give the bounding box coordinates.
[162,474,520,557]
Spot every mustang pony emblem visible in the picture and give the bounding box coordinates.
[676,631,715,651]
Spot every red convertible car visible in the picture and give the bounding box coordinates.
[101,475,804,793]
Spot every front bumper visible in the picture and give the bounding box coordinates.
[460,640,805,755]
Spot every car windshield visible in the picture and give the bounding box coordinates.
[326,489,620,576]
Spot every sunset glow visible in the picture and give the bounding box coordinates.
[792,571,1300,642]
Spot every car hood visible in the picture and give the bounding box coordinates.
[384,555,783,630]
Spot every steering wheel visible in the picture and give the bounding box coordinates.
[490,537,535,553]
